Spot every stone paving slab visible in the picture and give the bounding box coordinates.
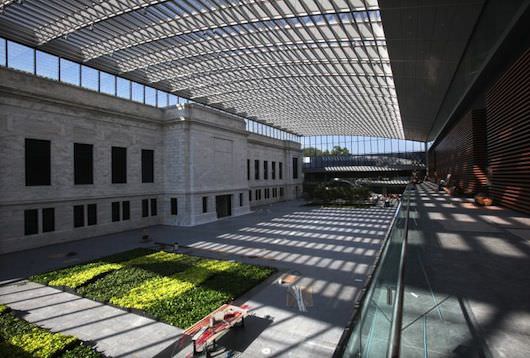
[0,280,183,358]
[0,201,397,357]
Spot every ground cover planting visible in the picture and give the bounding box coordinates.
[30,249,275,329]
[0,304,102,358]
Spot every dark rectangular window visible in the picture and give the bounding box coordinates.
[292,157,299,179]
[42,208,55,232]
[249,190,252,202]
[122,201,130,220]
[24,209,38,235]
[73,205,84,228]
[141,149,154,183]
[272,161,276,180]
[150,198,157,216]
[111,146,127,183]
[279,162,283,179]
[112,201,120,222]
[142,199,149,217]
[25,138,51,186]
[254,160,259,180]
[239,193,243,206]
[87,204,97,226]
[202,197,208,213]
[280,187,284,197]
[247,159,250,180]
[264,161,268,180]
[74,143,93,185]
[171,198,178,215]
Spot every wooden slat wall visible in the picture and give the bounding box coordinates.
[428,109,488,195]
[486,48,530,214]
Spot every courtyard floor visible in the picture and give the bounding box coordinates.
[0,200,396,357]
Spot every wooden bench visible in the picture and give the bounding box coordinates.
[183,304,248,357]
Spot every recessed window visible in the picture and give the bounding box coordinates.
[247,159,250,180]
[141,149,154,183]
[112,201,120,222]
[264,161,268,180]
[171,198,178,215]
[272,161,276,180]
[42,208,55,232]
[24,209,38,236]
[279,162,283,180]
[280,187,284,197]
[142,199,149,217]
[111,146,127,184]
[150,198,157,216]
[292,157,299,179]
[122,201,130,220]
[254,160,259,180]
[73,205,84,228]
[248,190,252,202]
[87,204,97,226]
[239,193,243,206]
[202,197,208,213]
[74,143,93,185]
[25,138,51,186]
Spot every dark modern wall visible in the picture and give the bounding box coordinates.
[486,48,530,214]
[428,109,488,195]
[429,48,530,214]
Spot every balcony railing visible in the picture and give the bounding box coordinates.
[334,186,411,357]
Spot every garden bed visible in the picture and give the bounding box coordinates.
[30,249,275,329]
[0,304,102,358]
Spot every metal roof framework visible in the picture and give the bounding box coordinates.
[0,0,404,138]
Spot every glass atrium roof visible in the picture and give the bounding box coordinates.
[0,0,404,138]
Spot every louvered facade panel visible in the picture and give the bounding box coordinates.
[429,109,488,195]
[486,48,530,214]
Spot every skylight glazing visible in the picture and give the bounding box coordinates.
[0,0,403,138]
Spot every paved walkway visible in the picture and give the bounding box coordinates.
[0,281,182,357]
[0,200,397,357]
[402,183,530,358]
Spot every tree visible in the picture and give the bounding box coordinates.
[303,147,323,156]
[330,146,350,156]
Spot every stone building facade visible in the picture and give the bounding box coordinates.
[0,68,303,253]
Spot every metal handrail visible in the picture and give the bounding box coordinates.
[332,197,404,357]
[387,191,411,358]
[332,186,412,358]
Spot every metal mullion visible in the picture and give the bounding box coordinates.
[309,0,376,126]
[121,34,359,74]
[36,0,174,44]
[293,0,369,128]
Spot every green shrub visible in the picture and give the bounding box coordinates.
[29,248,153,286]
[0,304,8,315]
[145,263,274,328]
[60,344,101,358]
[78,266,161,302]
[0,312,102,358]
[31,249,185,289]
[30,250,275,330]
[109,259,238,310]
[48,263,123,288]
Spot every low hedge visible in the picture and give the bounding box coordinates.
[30,250,188,289]
[147,263,275,328]
[0,310,102,358]
[109,259,239,310]
[30,248,154,287]
[30,249,276,329]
